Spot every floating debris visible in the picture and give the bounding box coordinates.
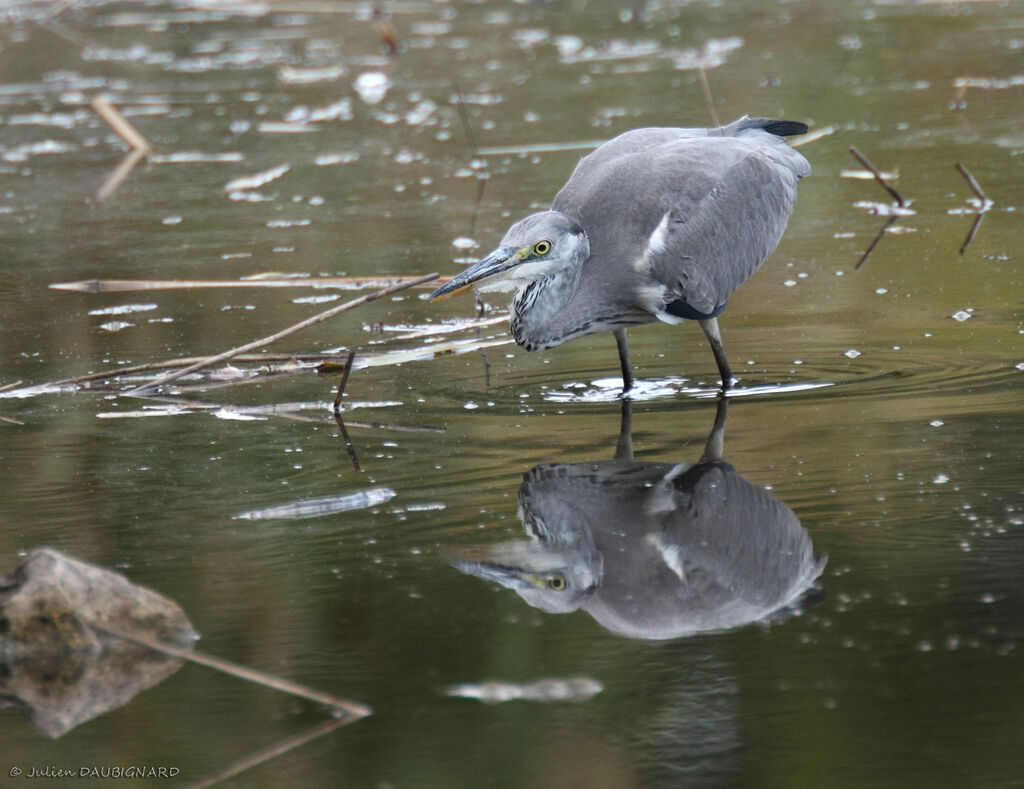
[224,164,290,193]
[233,488,397,520]
[445,677,603,705]
[841,168,899,181]
[89,304,158,316]
[853,200,917,217]
[278,65,346,85]
[149,152,247,164]
[99,321,134,332]
[353,71,391,105]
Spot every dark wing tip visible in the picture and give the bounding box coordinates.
[740,118,809,137]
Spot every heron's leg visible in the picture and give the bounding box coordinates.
[613,329,634,392]
[615,398,634,461]
[698,396,728,464]
[698,317,732,390]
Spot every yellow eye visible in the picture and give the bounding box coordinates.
[534,240,552,256]
[547,574,566,591]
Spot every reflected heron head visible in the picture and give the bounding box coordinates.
[447,539,601,614]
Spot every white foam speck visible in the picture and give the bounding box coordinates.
[99,321,134,332]
[932,473,950,484]
[90,304,158,316]
[844,349,861,359]
[354,71,391,105]
[952,310,972,322]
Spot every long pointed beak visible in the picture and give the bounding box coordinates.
[445,541,569,590]
[430,245,521,301]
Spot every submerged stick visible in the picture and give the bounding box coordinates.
[182,717,348,789]
[954,163,992,255]
[959,213,985,256]
[332,351,357,413]
[96,147,147,202]
[848,147,905,207]
[122,272,437,396]
[333,412,362,472]
[91,97,150,153]
[855,216,897,270]
[90,622,371,718]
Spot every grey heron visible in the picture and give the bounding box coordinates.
[430,116,811,391]
[448,399,826,640]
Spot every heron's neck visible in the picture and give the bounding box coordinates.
[510,265,583,351]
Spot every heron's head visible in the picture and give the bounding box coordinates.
[430,211,589,301]
[447,538,600,614]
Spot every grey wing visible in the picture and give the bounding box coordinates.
[648,148,805,318]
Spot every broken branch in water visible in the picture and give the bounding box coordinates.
[91,622,370,719]
[848,147,906,207]
[96,148,148,202]
[181,717,349,789]
[91,97,150,154]
[955,162,991,207]
[122,272,438,396]
[333,350,356,414]
[953,163,993,256]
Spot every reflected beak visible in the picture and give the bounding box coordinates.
[430,245,523,301]
[445,541,569,590]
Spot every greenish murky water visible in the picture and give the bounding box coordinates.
[1,0,1022,786]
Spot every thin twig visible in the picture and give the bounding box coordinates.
[333,350,356,413]
[959,213,985,256]
[0,380,23,393]
[955,162,990,206]
[181,717,348,789]
[848,147,905,207]
[89,622,371,718]
[122,273,438,396]
[52,355,348,388]
[91,97,150,153]
[1,416,25,426]
[697,65,720,128]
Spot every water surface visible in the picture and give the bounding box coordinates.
[1,0,1022,787]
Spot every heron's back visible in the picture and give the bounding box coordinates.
[550,118,810,328]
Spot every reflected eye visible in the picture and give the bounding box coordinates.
[534,240,552,256]
[547,574,566,591]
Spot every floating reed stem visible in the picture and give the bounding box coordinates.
[122,272,437,396]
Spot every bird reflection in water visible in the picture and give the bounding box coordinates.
[449,400,826,640]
